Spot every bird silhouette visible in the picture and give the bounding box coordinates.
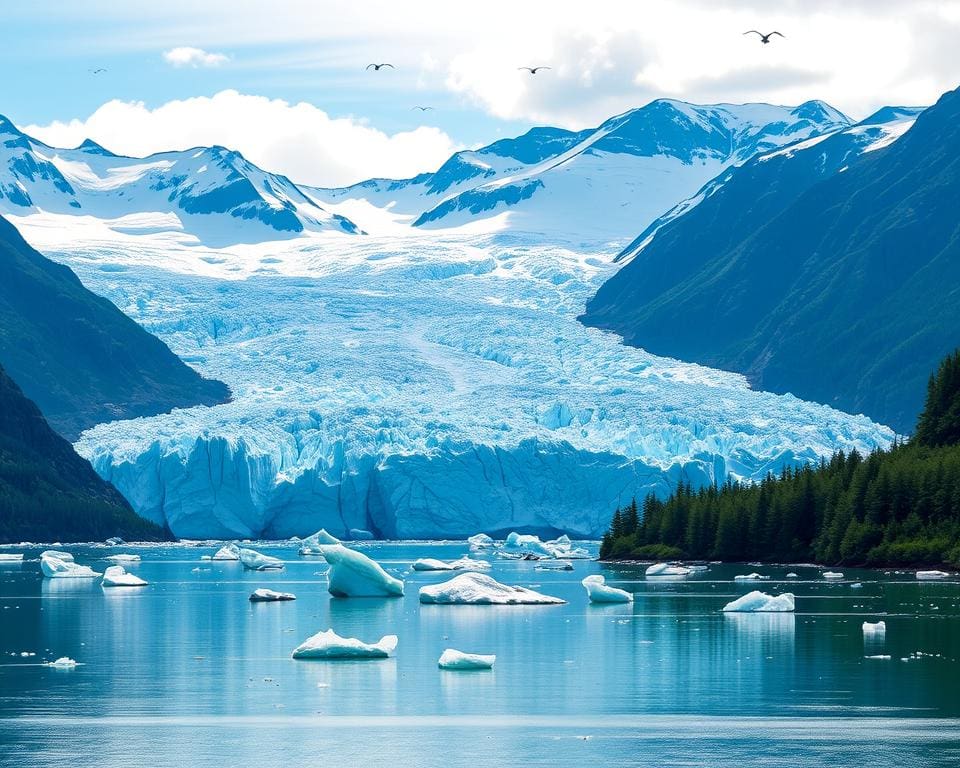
[366,63,395,71]
[518,66,551,74]
[89,68,107,74]
[411,106,434,111]
[743,30,784,44]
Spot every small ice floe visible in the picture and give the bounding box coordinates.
[785,572,799,578]
[105,537,125,546]
[916,570,950,580]
[412,557,490,572]
[212,543,240,561]
[503,532,556,557]
[40,554,101,579]
[46,657,78,669]
[101,566,147,587]
[535,560,573,571]
[822,571,844,579]
[200,555,212,561]
[733,572,769,581]
[320,545,404,597]
[722,591,795,612]
[348,529,375,541]
[865,655,891,660]
[105,554,141,563]
[646,563,692,577]
[862,620,886,635]
[419,572,565,605]
[438,649,496,670]
[467,533,494,548]
[581,574,632,603]
[292,629,397,660]
[250,588,296,602]
[40,550,74,562]
[299,529,341,555]
[238,548,285,571]
[0,554,24,562]
[850,583,863,589]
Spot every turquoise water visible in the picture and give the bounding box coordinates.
[1,543,959,767]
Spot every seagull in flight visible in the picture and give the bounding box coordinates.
[743,30,784,44]
[366,63,395,71]
[89,68,107,74]
[518,66,551,74]
[411,106,434,111]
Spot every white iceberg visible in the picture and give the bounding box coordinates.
[40,550,74,562]
[212,543,240,561]
[438,648,496,670]
[722,590,795,612]
[646,563,692,577]
[412,557,490,572]
[535,560,573,571]
[46,657,78,669]
[40,555,101,579]
[916,570,949,580]
[0,554,24,562]
[320,544,404,597]
[503,532,555,556]
[467,533,494,548]
[348,528,375,541]
[786,572,799,578]
[101,565,148,587]
[862,620,886,634]
[292,629,397,659]
[105,554,141,563]
[238,548,285,571]
[250,588,296,602]
[733,572,769,581]
[582,574,632,603]
[822,571,844,579]
[419,572,565,605]
[299,529,341,555]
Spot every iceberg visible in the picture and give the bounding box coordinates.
[503,532,556,556]
[250,588,296,602]
[40,555,101,579]
[299,529,341,555]
[292,629,398,659]
[101,565,148,587]
[320,544,404,597]
[822,571,844,579]
[535,560,573,571]
[0,554,24,562]
[582,574,633,603]
[438,649,496,670]
[733,572,769,581]
[40,550,74,562]
[862,620,886,634]
[786,572,799,578]
[238,548,285,571]
[105,554,141,563]
[467,533,494,548]
[105,537,125,546]
[212,543,240,561]
[722,590,795,612]
[419,572,565,605]
[46,657,79,668]
[412,557,490,572]
[646,563,692,577]
[916,570,949,580]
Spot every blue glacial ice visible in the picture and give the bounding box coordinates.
[438,649,496,670]
[722,591,795,612]
[419,572,565,605]
[291,629,398,660]
[320,544,404,597]
[582,574,632,603]
[101,565,148,587]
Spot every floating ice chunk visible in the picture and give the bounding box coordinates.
[916,570,950,580]
[438,649,496,670]
[850,582,863,589]
[101,566,147,587]
[40,555,101,579]
[212,543,240,561]
[200,555,212,561]
[535,560,573,571]
[646,563,692,577]
[238,548,285,571]
[822,571,844,579]
[503,532,555,556]
[862,620,886,634]
[250,588,296,602]
[467,533,494,548]
[865,654,891,660]
[46,657,78,668]
[412,556,490,572]
[320,544,404,597]
[105,537,125,546]
[722,591,795,612]
[785,572,799,578]
[40,550,74,562]
[0,554,24,562]
[291,629,398,659]
[413,558,455,571]
[299,529,341,555]
[581,574,632,603]
[733,572,769,581]
[348,529,375,541]
[419,572,565,605]
[105,554,141,563]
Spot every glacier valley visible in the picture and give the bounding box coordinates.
[13,214,892,539]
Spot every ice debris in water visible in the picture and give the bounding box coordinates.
[212,543,240,561]
[0,554,24,562]
[722,591,795,612]
[785,572,799,578]
[582,574,632,603]
[412,557,490,571]
[105,554,141,563]
[419,572,565,605]
[733,572,769,581]
[250,588,296,602]
[40,550,74,562]
[292,629,398,659]
[916,570,949,580]
[238,548,285,571]
[646,563,692,577]
[46,657,78,668]
[862,620,886,634]
[101,566,147,587]
[320,544,404,597]
[535,559,573,571]
[467,533,494,549]
[40,554,101,579]
[299,529,341,555]
[822,571,844,579]
[438,649,496,670]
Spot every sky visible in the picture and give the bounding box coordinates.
[2,0,958,186]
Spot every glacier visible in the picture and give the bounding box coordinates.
[9,213,894,540]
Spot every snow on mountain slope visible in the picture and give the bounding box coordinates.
[308,99,850,240]
[0,116,361,246]
[11,215,891,540]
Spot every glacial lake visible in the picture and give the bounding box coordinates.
[1,542,959,767]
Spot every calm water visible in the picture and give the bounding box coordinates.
[1,542,959,767]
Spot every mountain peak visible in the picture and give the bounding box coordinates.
[791,99,851,126]
[76,138,114,156]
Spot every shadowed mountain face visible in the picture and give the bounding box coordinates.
[582,87,960,433]
[0,215,230,439]
[0,362,165,543]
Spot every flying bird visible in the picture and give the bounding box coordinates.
[366,63,395,71]
[518,66,551,74]
[743,30,784,44]
[89,68,107,74]
[411,106,434,111]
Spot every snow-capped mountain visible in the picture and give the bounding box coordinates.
[309,99,851,240]
[0,115,362,246]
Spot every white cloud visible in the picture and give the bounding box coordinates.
[22,90,461,187]
[162,46,230,68]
